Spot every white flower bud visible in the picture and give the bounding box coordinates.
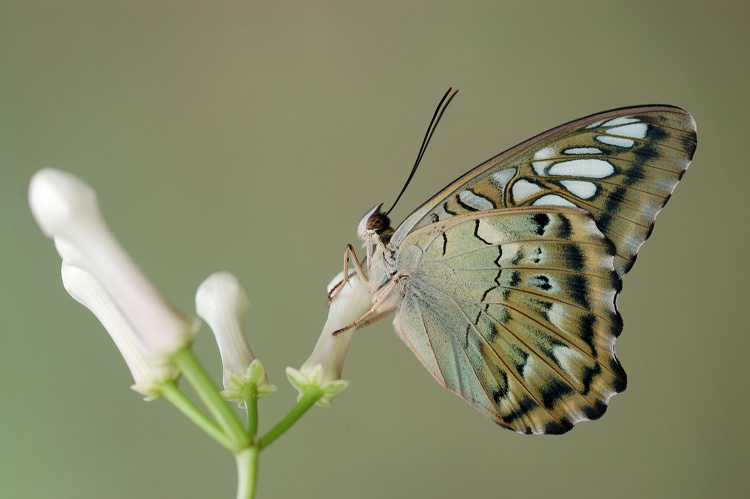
[62,264,180,400]
[196,272,276,404]
[29,168,194,366]
[287,270,372,407]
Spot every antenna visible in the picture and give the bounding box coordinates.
[385,87,458,216]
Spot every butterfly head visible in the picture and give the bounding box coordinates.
[357,204,393,242]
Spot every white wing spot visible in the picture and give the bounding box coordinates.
[459,190,494,211]
[603,117,639,127]
[534,146,557,160]
[586,120,604,129]
[512,179,542,201]
[490,168,516,189]
[552,346,586,385]
[533,161,549,175]
[564,147,602,155]
[583,218,602,236]
[548,303,567,330]
[548,159,615,178]
[476,219,505,244]
[596,135,634,148]
[532,146,557,175]
[607,123,648,139]
[532,194,578,207]
[436,205,450,220]
[560,180,597,199]
[522,356,538,383]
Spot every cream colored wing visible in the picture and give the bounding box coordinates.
[392,207,625,434]
[391,106,697,277]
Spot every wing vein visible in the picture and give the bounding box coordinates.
[458,297,615,409]
[452,265,613,281]
[432,238,610,263]
[441,292,559,427]
[456,295,620,380]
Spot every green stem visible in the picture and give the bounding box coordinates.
[235,446,260,499]
[242,384,259,439]
[172,349,250,449]
[160,381,234,450]
[258,386,322,450]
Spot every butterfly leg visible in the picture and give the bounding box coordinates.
[343,244,369,284]
[354,310,392,329]
[328,244,369,305]
[332,276,400,336]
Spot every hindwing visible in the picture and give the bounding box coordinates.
[392,208,625,434]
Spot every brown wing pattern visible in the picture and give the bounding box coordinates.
[392,106,697,277]
[392,208,625,434]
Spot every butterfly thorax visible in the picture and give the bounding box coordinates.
[357,204,398,296]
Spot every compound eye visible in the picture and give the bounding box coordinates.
[365,213,390,232]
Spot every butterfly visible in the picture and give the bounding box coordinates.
[335,89,697,434]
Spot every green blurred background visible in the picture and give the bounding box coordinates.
[2,1,747,498]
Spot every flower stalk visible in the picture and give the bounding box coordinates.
[158,382,234,450]
[171,349,251,450]
[258,385,323,450]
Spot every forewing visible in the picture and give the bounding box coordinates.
[392,208,625,434]
[392,106,697,277]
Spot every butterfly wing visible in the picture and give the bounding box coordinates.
[392,207,625,434]
[391,106,697,277]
